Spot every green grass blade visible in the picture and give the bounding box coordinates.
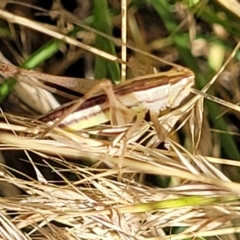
[92,0,120,82]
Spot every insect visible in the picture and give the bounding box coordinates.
[0,63,195,135]
[39,68,195,133]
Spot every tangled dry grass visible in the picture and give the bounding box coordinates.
[0,102,240,239]
[0,1,240,239]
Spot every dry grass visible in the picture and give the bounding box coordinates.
[0,1,239,239]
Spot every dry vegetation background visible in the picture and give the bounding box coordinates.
[0,0,240,239]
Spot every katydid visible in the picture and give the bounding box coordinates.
[0,63,195,136]
[39,68,195,134]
